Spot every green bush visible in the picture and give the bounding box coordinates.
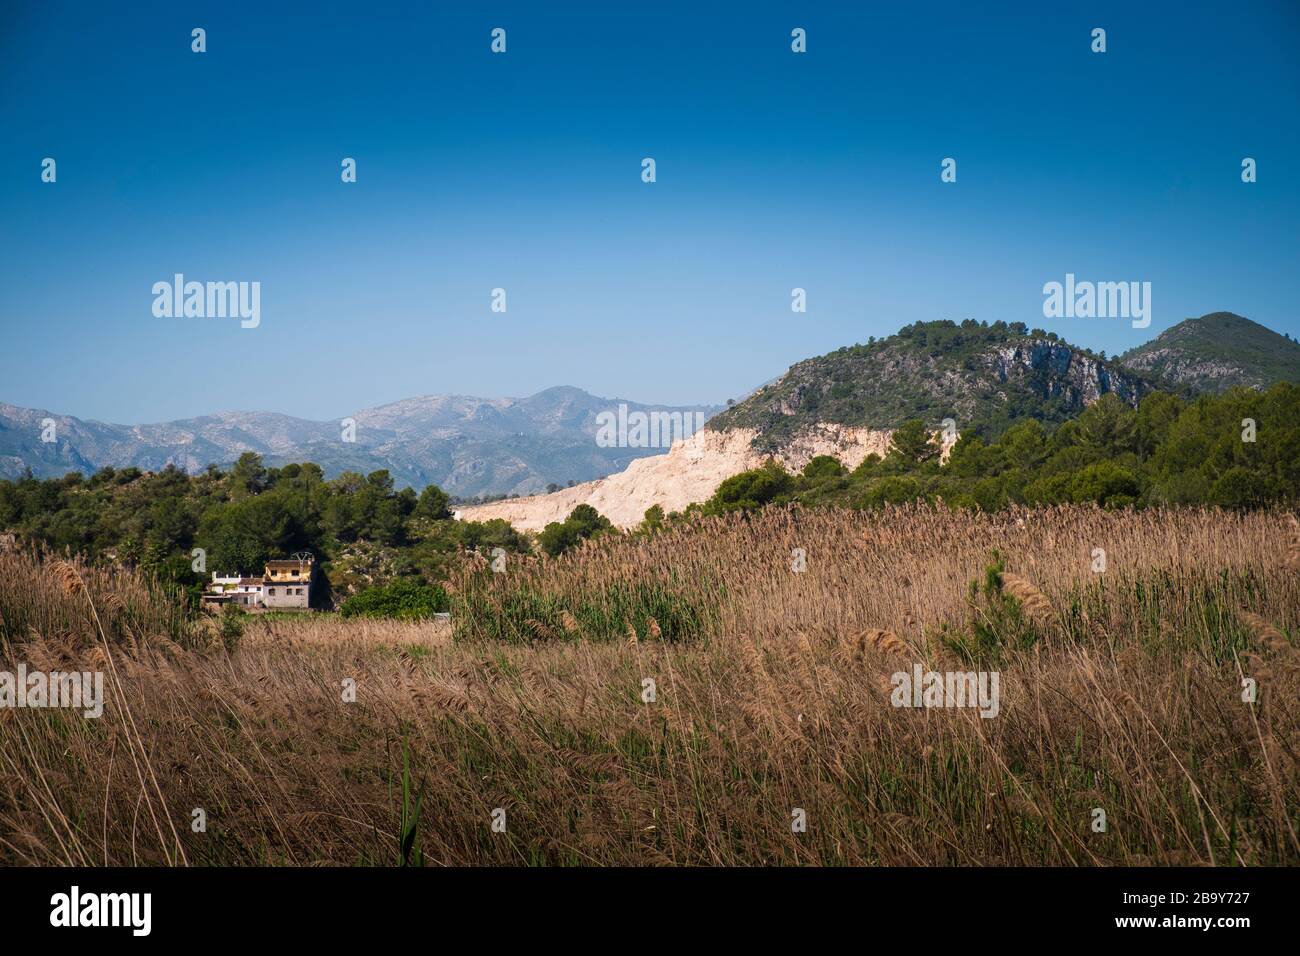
[703,461,796,514]
[219,603,246,653]
[339,578,450,620]
[538,505,613,557]
[858,476,925,508]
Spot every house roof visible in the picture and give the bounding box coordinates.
[266,559,313,569]
[237,578,263,586]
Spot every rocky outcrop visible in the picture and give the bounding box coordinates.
[988,342,1151,407]
[1118,347,1246,392]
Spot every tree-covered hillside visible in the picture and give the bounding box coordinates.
[708,319,1159,451]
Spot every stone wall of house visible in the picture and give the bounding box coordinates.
[264,582,310,609]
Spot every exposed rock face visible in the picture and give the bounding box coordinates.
[458,428,764,530]
[1118,348,1237,382]
[455,423,920,531]
[989,343,1149,407]
[776,423,897,471]
[1121,348,1243,388]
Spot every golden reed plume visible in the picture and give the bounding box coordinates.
[999,571,1054,625]
[1239,610,1291,656]
[49,559,84,597]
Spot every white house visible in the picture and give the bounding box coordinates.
[202,557,314,611]
[204,573,265,609]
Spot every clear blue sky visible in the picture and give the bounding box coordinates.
[1,0,1297,423]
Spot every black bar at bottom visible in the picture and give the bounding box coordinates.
[0,866,1281,941]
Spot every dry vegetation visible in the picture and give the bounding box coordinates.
[0,505,1297,866]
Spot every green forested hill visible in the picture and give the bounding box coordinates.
[708,320,1159,450]
[1119,312,1300,394]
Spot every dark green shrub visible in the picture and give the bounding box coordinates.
[340,578,450,620]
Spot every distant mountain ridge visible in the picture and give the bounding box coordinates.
[1118,312,1300,394]
[0,387,721,496]
[5,314,1294,499]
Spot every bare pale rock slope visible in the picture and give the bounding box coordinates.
[456,424,897,530]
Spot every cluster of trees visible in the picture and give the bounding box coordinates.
[697,384,1300,515]
[893,318,1064,351]
[538,504,613,557]
[0,453,527,603]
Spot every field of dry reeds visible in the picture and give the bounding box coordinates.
[0,504,1297,866]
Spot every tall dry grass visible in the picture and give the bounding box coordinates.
[452,504,1292,654]
[0,546,194,656]
[0,505,1296,866]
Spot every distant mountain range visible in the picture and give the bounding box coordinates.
[1118,312,1300,393]
[0,388,720,496]
[4,313,1295,495]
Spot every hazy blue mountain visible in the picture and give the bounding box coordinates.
[0,387,720,496]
